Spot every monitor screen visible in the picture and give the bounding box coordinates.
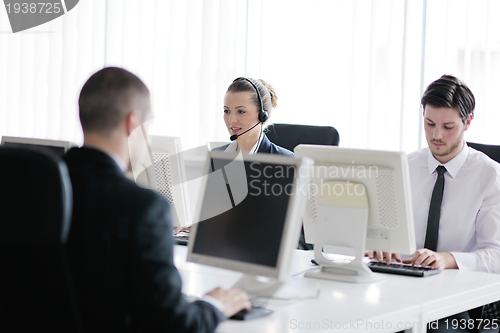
[192,158,296,268]
[1,136,73,157]
[187,151,310,293]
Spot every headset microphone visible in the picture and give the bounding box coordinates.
[229,121,261,141]
[228,77,269,142]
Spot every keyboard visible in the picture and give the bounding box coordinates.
[368,261,441,277]
[173,230,189,246]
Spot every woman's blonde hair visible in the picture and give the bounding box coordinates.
[227,78,278,121]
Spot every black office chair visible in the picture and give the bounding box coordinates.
[265,124,340,250]
[466,142,500,323]
[0,147,83,332]
[467,142,500,163]
[265,123,340,152]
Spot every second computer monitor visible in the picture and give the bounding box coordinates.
[1,136,74,156]
[135,135,193,228]
[294,144,416,283]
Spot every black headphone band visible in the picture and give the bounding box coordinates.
[232,77,269,123]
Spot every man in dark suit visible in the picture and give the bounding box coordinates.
[64,67,250,332]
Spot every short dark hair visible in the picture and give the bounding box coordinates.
[79,67,150,135]
[421,74,475,124]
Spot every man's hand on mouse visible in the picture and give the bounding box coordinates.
[206,287,252,317]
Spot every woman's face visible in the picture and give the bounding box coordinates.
[223,91,261,143]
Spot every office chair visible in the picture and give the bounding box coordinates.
[466,142,500,323]
[265,124,339,251]
[265,123,340,152]
[0,147,83,332]
[467,142,500,163]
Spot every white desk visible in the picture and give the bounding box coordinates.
[174,246,500,333]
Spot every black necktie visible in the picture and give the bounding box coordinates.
[424,166,446,252]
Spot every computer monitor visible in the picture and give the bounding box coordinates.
[134,135,197,228]
[187,151,311,296]
[294,144,416,283]
[1,136,74,156]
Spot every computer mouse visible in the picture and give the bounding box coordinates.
[229,308,249,320]
[229,306,273,320]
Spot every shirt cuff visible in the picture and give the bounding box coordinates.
[450,251,477,271]
[200,295,225,314]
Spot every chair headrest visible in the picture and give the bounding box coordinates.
[0,147,73,245]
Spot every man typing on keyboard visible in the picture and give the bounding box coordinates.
[370,75,500,332]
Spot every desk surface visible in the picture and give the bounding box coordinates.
[174,246,500,333]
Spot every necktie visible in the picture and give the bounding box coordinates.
[424,166,446,252]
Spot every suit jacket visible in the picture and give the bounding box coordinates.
[64,147,225,333]
[213,133,294,156]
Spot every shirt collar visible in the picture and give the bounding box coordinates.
[249,135,262,154]
[224,135,262,155]
[427,142,469,178]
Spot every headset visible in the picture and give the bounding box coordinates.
[229,77,269,142]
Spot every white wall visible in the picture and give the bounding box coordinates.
[1,0,499,152]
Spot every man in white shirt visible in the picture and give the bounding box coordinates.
[373,74,500,272]
[373,75,500,332]
[405,75,500,273]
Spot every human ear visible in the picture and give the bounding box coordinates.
[125,111,142,136]
[464,113,473,131]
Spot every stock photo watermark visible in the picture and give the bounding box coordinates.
[289,318,499,331]
[248,161,379,198]
[290,318,422,331]
[3,0,79,33]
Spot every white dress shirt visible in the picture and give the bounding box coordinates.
[408,144,500,273]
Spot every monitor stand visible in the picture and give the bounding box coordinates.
[232,274,285,297]
[304,181,385,283]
